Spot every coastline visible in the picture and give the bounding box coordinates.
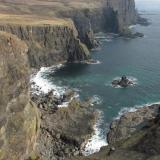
[82,110,108,156]
[30,65,105,157]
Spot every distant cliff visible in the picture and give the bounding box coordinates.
[59,0,136,48]
[0,0,137,50]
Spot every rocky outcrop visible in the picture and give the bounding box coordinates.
[137,15,151,26]
[0,22,89,68]
[112,76,133,87]
[73,104,160,160]
[107,104,160,144]
[0,31,39,160]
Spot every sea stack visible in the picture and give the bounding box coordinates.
[112,75,133,88]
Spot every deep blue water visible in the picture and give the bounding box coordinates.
[41,0,160,153]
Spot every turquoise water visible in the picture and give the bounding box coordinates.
[42,0,160,151]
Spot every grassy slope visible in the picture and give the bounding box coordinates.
[0,0,106,26]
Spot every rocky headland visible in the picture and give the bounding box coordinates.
[0,0,152,160]
[73,104,160,160]
[31,89,98,160]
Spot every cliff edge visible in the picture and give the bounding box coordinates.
[0,0,137,159]
[0,31,39,160]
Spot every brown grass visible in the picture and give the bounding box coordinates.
[0,0,106,26]
[0,13,71,26]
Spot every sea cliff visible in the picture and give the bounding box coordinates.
[0,0,138,159]
[0,31,39,160]
[0,17,89,68]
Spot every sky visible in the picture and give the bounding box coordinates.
[135,0,160,11]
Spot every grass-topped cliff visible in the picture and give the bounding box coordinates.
[0,0,136,49]
[0,0,137,160]
[0,13,90,68]
[0,31,40,160]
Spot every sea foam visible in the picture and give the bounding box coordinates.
[116,101,160,120]
[82,110,108,156]
[90,95,103,106]
[30,64,79,108]
[105,76,138,88]
[30,64,65,97]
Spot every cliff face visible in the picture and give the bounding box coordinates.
[0,31,39,160]
[107,0,136,30]
[59,0,136,48]
[0,0,137,50]
[0,21,89,68]
[0,0,137,159]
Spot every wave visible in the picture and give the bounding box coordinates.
[116,101,160,120]
[58,93,79,108]
[101,38,113,42]
[90,95,103,106]
[81,59,102,65]
[95,32,119,43]
[91,47,102,51]
[86,60,102,65]
[30,64,79,108]
[82,110,108,156]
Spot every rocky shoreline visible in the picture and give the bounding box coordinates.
[107,104,160,144]
[29,66,160,160]
[72,104,160,160]
[0,0,150,159]
[29,69,100,160]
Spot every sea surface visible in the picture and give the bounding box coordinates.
[33,0,160,156]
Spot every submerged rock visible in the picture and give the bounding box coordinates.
[112,76,133,88]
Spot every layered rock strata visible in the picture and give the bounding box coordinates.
[0,0,137,49]
[0,20,89,68]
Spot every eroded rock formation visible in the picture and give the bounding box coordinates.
[0,0,138,159]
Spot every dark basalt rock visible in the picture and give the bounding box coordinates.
[120,27,144,39]
[120,31,144,38]
[112,76,133,88]
[137,16,151,26]
[107,104,160,144]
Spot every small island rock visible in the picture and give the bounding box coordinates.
[112,75,133,88]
